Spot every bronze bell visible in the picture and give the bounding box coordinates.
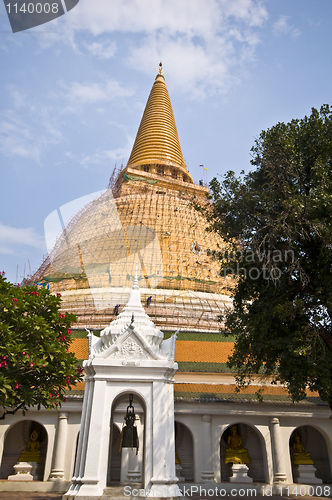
[119,394,139,454]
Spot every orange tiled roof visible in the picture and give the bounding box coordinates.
[69,338,89,360]
[174,383,320,398]
[69,381,86,391]
[68,336,234,366]
[175,341,233,363]
[66,336,322,403]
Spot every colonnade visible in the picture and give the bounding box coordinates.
[0,412,331,486]
[175,414,332,485]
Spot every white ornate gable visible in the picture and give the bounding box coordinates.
[87,271,178,362]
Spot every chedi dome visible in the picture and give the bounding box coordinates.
[33,66,233,331]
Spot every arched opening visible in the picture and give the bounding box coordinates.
[220,423,265,482]
[175,421,194,481]
[107,392,145,486]
[0,420,48,480]
[290,426,332,483]
[107,424,121,483]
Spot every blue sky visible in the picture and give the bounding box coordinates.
[1,0,332,283]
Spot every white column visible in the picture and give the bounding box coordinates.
[148,380,181,497]
[76,379,108,497]
[201,415,215,482]
[270,418,287,483]
[65,375,92,496]
[49,412,69,480]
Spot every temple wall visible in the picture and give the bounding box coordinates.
[173,402,332,485]
[0,401,332,488]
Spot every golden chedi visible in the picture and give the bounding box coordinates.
[292,435,314,465]
[32,65,234,332]
[19,430,42,463]
[224,425,251,465]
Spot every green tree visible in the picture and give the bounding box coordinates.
[205,104,332,408]
[0,272,83,419]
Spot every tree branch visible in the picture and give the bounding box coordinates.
[0,402,24,420]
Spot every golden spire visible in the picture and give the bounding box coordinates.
[126,66,191,179]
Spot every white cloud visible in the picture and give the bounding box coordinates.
[65,0,223,36]
[272,15,301,37]
[0,85,65,161]
[0,224,46,254]
[0,111,41,160]
[63,0,268,39]
[65,79,134,104]
[128,33,240,98]
[53,0,269,98]
[80,136,134,168]
[220,0,268,27]
[84,41,117,59]
[7,86,30,109]
[0,108,63,160]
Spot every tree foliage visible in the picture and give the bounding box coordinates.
[205,104,332,407]
[0,272,83,418]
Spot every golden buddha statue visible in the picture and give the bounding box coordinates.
[224,425,251,464]
[292,435,314,465]
[18,430,42,463]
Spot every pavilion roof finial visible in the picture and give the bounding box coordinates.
[133,263,139,290]
[158,61,164,75]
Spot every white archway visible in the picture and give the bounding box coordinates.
[175,421,194,481]
[220,422,268,483]
[108,391,146,485]
[0,420,48,480]
[290,426,332,483]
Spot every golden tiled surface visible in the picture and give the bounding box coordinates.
[68,337,234,365]
[174,383,320,397]
[67,338,320,401]
[127,73,188,175]
[69,381,86,391]
[175,341,233,363]
[68,338,89,360]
